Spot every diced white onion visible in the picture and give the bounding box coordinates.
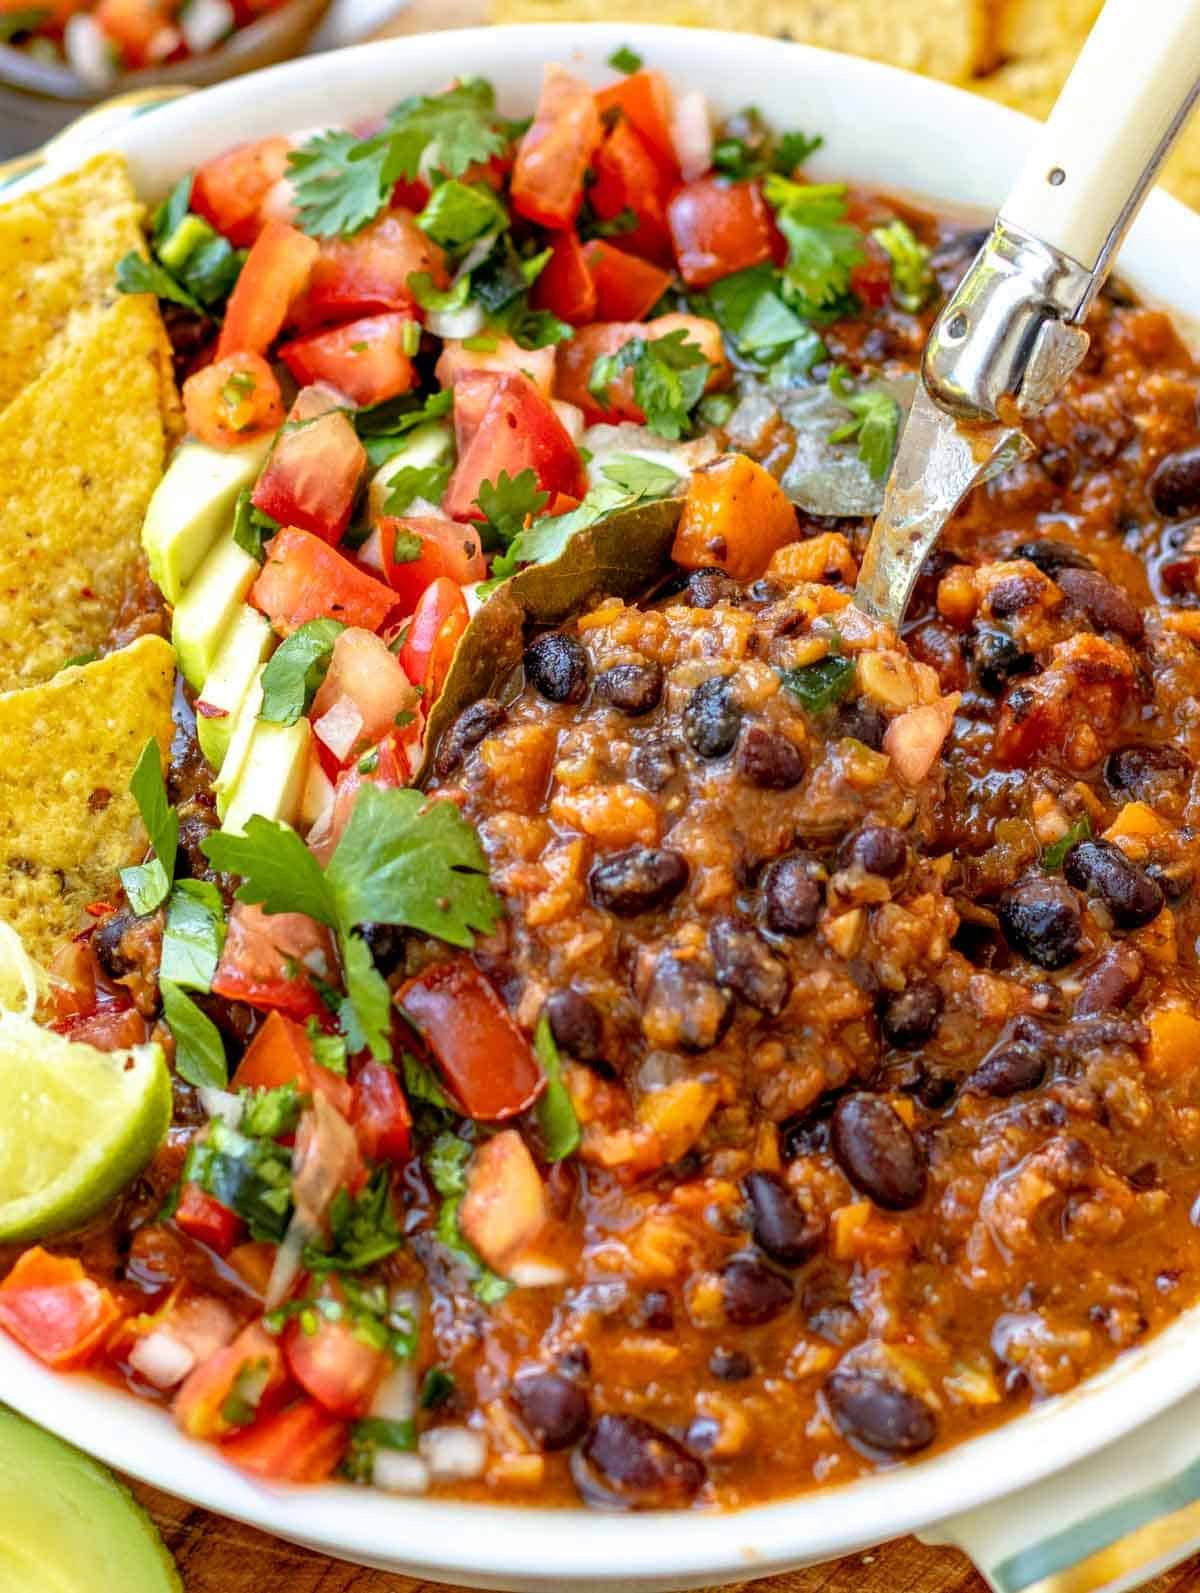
[370,1362,417,1422]
[197,1086,243,1129]
[406,496,442,518]
[265,1219,309,1311]
[419,1426,487,1480]
[146,23,181,61]
[551,400,585,443]
[179,0,232,54]
[373,1452,431,1494]
[505,1257,569,1289]
[357,527,385,573]
[426,303,486,341]
[671,89,713,182]
[314,696,364,762]
[129,1330,196,1390]
[457,235,498,278]
[462,580,488,620]
[64,14,116,89]
[0,921,44,1021]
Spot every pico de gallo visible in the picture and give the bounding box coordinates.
[8,48,1200,1515]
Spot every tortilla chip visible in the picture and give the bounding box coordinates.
[0,635,176,963]
[994,0,1102,62]
[0,293,173,692]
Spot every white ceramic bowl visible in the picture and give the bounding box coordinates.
[7,25,1200,1593]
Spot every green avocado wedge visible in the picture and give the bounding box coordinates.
[0,1408,182,1593]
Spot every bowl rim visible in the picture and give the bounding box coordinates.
[8,22,1200,1586]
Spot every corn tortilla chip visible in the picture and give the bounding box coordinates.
[0,293,173,692]
[0,635,176,964]
[993,0,1102,63]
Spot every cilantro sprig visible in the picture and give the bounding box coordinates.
[827,364,901,482]
[117,175,244,316]
[871,219,935,314]
[588,328,710,440]
[474,469,549,554]
[160,879,226,993]
[712,108,822,181]
[259,619,345,727]
[120,738,178,915]
[533,1016,580,1161]
[762,176,863,321]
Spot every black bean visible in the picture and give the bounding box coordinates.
[1147,859,1193,903]
[710,918,791,1016]
[972,628,1035,695]
[835,700,887,751]
[952,913,1010,970]
[737,724,807,789]
[572,1415,706,1510]
[718,1251,795,1325]
[595,661,664,716]
[643,951,732,1052]
[512,1368,591,1451]
[358,921,407,976]
[709,1347,753,1380]
[842,825,907,879]
[1076,945,1145,1016]
[965,1040,1048,1097]
[525,632,589,703]
[1055,567,1144,643]
[1105,744,1192,804]
[988,574,1045,619]
[688,567,741,608]
[879,980,943,1048]
[1064,838,1164,929]
[1013,538,1095,575]
[997,878,1083,969]
[636,1291,674,1331]
[176,806,221,883]
[92,912,140,980]
[831,1094,926,1210]
[761,854,824,936]
[1150,445,1200,518]
[824,1365,937,1456]
[631,740,677,792]
[683,675,740,759]
[433,697,507,778]
[742,1170,822,1266]
[589,846,689,916]
[545,988,604,1063]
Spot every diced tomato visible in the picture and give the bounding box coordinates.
[532,230,596,325]
[590,118,673,264]
[511,64,603,229]
[221,1397,348,1483]
[251,384,366,545]
[442,372,586,524]
[174,1185,244,1257]
[398,959,545,1121]
[92,0,172,69]
[227,1242,275,1299]
[252,529,397,638]
[302,211,447,326]
[435,335,556,398]
[279,312,418,407]
[0,1249,123,1370]
[377,516,485,614]
[399,577,469,700]
[351,1060,412,1163]
[583,241,672,322]
[310,627,415,761]
[282,1277,387,1417]
[556,312,729,424]
[57,1005,150,1052]
[216,221,319,361]
[667,176,774,288]
[211,903,334,1023]
[450,371,500,453]
[46,938,96,1022]
[231,1008,353,1116]
[174,1322,288,1441]
[182,352,284,450]
[594,69,679,185]
[191,137,292,247]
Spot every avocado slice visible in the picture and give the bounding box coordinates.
[221,717,313,837]
[172,536,260,690]
[0,1406,181,1591]
[142,434,273,605]
[196,605,275,771]
[214,665,265,820]
[366,419,452,522]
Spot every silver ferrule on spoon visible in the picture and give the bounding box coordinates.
[854,0,1200,628]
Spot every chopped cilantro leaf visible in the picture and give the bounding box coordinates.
[578,203,638,243]
[337,930,393,1062]
[589,328,709,440]
[383,460,452,516]
[427,1131,471,1197]
[780,654,856,713]
[534,1014,580,1161]
[116,252,205,315]
[344,1416,418,1481]
[712,108,822,181]
[306,1018,348,1077]
[871,218,935,314]
[827,364,901,482]
[426,1134,511,1304]
[704,263,809,359]
[259,618,345,727]
[185,1119,292,1239]
[160,879,226,993]
[354,388,453,470]
[403,1052,456,1130]
[416,179,508,249]
[1042,814,1093,872]
[231,489,278,562]
[203,816,337,925]
[303,1165,403,1274]
[499,296,573,350]
[383,79,507,184]
[420,1367,456,1409]
[240,1082,304,1139]
[607,44,642,72]
[161,978,228,1090]
[474,469,549,551]
[762,176,863,320]
[406,269,471,313]
[120,738,177,915]
[286,129,393,239]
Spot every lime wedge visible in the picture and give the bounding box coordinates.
[0,1014,171,1243]
[0,1408,181,1592]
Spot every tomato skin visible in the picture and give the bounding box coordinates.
[252,529,397,638]
[441,371,586,524]
[399,577,469,700]
[174,1185,244,1256]
[435,335,556,398]
[191,137,292,247]
[0,1248,123,1370]
[310,627,416,756]
[351,1060,413,1163]
[282,1281,387,1418]
[232,1008,353,1117]
[667,176,774,288]
[221,1397,348,1483]
[279,313,418,407]
[92,0,171,69]
[398,959,546,1121]
[850,236,892,308]
[252,412,366,547]
[511,64,603,229]
[55,1005,149,1051]
[183,352,284,449]
[377,516,485,615]
[583,241,672,322]
[594,70,680,183]
[211,903,334,1023]
[174,1323,288,1441]
[556,313,729,425]
[303,211,447,326]
[216,221,319,361]
[589,118,673,264]
[532,230,596,325]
